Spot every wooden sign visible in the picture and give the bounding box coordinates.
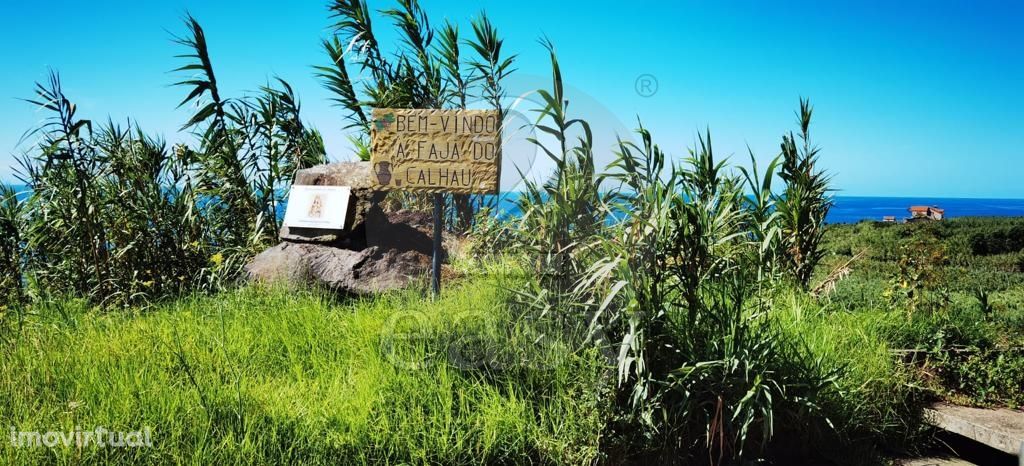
[283,185,351,230]
[369,108,501,194]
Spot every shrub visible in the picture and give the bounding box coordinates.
[586,125,850,463]
[969,225,1024,256]
[938,349,1024,408]
[173,16,326,250]
[885,238,948,314]
[0,185,25,337]
[502,61,882,460]
[9,17,324,306]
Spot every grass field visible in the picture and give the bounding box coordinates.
[819,217,1024,409]
[4,218,1024,464]
[0,261,934,465]
[0,260,606,465]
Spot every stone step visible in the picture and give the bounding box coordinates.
[925,402,1024,461]
[896,457,978,466]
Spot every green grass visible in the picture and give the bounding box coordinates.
[7,217,1024,464]
[772,292,927,454]
[0,260,606,465]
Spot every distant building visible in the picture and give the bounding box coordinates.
[908,205,944,221]
[882,215,896,223]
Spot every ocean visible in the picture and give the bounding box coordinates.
[7,184,1024,224]
[824,196,1024,224]
[491,194,1024,224]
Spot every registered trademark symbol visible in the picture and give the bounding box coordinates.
[635,74,658,97]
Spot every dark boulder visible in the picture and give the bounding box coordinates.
[248,161,452,295]
[249,189,445,294]
[245,241,431,295]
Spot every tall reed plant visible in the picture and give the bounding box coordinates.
[777,98,833,288]
[8,16,324,306]
[504,62,851,461]
[516,39,605,296]
[317,0,515,229]
[174,15,326,252]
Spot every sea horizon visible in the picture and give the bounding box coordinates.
[7,183,1024,224]
[492,193,1024,224]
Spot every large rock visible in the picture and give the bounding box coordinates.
[250,161,451,295]
[245,243,431,295]
[279,161,386,246]
[247,210,446,295]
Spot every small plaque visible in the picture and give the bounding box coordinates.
[283,185,351,230]
[369,108,501,194]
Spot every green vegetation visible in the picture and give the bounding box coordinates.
[777,99,833,288]
[1,261,606,465]
[2,18,324,309]
[318,0,514,229]
[1,249,937,465]
[820,218,1024,409]
[0,184,24,316]
[472,45,925,463]
[1,1,1022,464]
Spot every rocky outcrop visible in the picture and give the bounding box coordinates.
[246,162,444,295]
[245,241,431,295]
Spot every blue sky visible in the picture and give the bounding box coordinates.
[2,0,1021,197]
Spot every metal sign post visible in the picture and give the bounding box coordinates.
[431,193,443,297]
